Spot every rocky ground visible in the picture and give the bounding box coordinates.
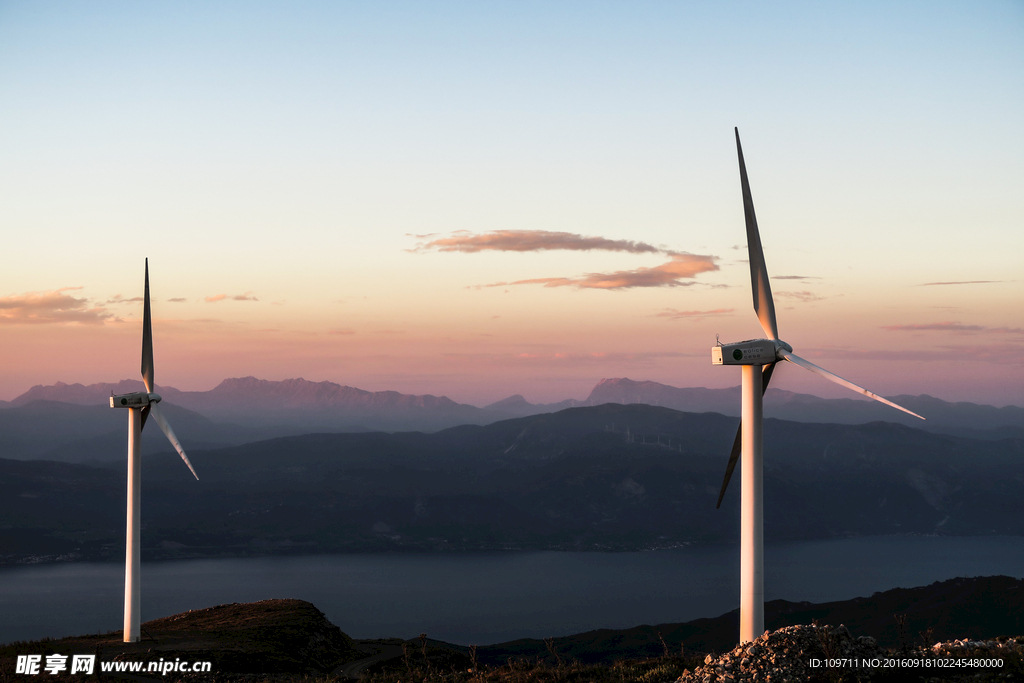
[675,624,1024,683]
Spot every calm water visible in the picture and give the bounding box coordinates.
[1,536,1021,646]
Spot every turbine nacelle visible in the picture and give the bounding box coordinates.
[109,392,163,408]
[712,339,792,366]
[109,391,162,408]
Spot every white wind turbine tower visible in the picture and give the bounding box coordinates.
[109,259,199,643]
[713,129,925,645]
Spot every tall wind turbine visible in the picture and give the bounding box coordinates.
[713,129,925,645]
[109,259,199,643]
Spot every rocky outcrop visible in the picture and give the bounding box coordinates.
[676,624,881,682]
[675,624,1024,683]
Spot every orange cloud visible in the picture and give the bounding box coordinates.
[0,290,114,325]
[412,230,665,254]
[486,253,719,290]
[329,328,356,335]
[656,308,735,320]
[205,292,258,303]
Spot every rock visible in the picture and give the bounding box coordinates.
[676,625,1024,683]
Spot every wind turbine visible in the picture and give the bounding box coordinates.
[109,259,199,642]
[713,129,924,645]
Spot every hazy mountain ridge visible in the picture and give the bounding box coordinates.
[3,376,1021,465]
[471,378,1024,439]
[8,376,479,423]
[16,376,1024,431]
[0,399,291,462]
[4,377,490,439]
[3,403,1021,564]
[580,378,1024,438]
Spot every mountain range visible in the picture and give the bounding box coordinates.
[3,402,1022,564]
[0,376,1021,464]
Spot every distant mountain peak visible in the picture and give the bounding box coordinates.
[486,395,534,410]
[593,377,636,387]
[12,379,153,406]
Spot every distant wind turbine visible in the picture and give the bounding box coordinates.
[714,129,924,645]
[109,259,199,642]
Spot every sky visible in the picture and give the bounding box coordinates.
[1,1,1022,407]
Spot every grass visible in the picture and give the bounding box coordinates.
[360,645,704,683]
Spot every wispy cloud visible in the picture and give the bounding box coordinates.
[882,322,1024,334]
[329,328,356,335]
[919,280,1002,286]
[656,308,735,321]
[775,290,826,302]
[773,275,820,281]
[0,289,114,325]
[103,294,144,304]
[411,229,666,255]
[167,297,187,303]
[485,253,719,290]
[205,292,258,303]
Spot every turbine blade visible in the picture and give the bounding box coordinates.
[140,404,151,432]
[716,425,742,510]
[735,128,779,340]
[716,362,775,509]
[780,351,925,420]
[141,259,154,394]
[150,403,200,480]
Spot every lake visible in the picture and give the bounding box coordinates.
[2,535,1022,646]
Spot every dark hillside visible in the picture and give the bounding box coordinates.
[477,576,1024,664]
[0,599,360,675]
[2,403,1022,563]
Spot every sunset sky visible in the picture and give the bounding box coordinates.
[1,1,1022,407]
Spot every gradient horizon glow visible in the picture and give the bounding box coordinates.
[1,2,1022,407]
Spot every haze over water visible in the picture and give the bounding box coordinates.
[3,536,1022,646]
